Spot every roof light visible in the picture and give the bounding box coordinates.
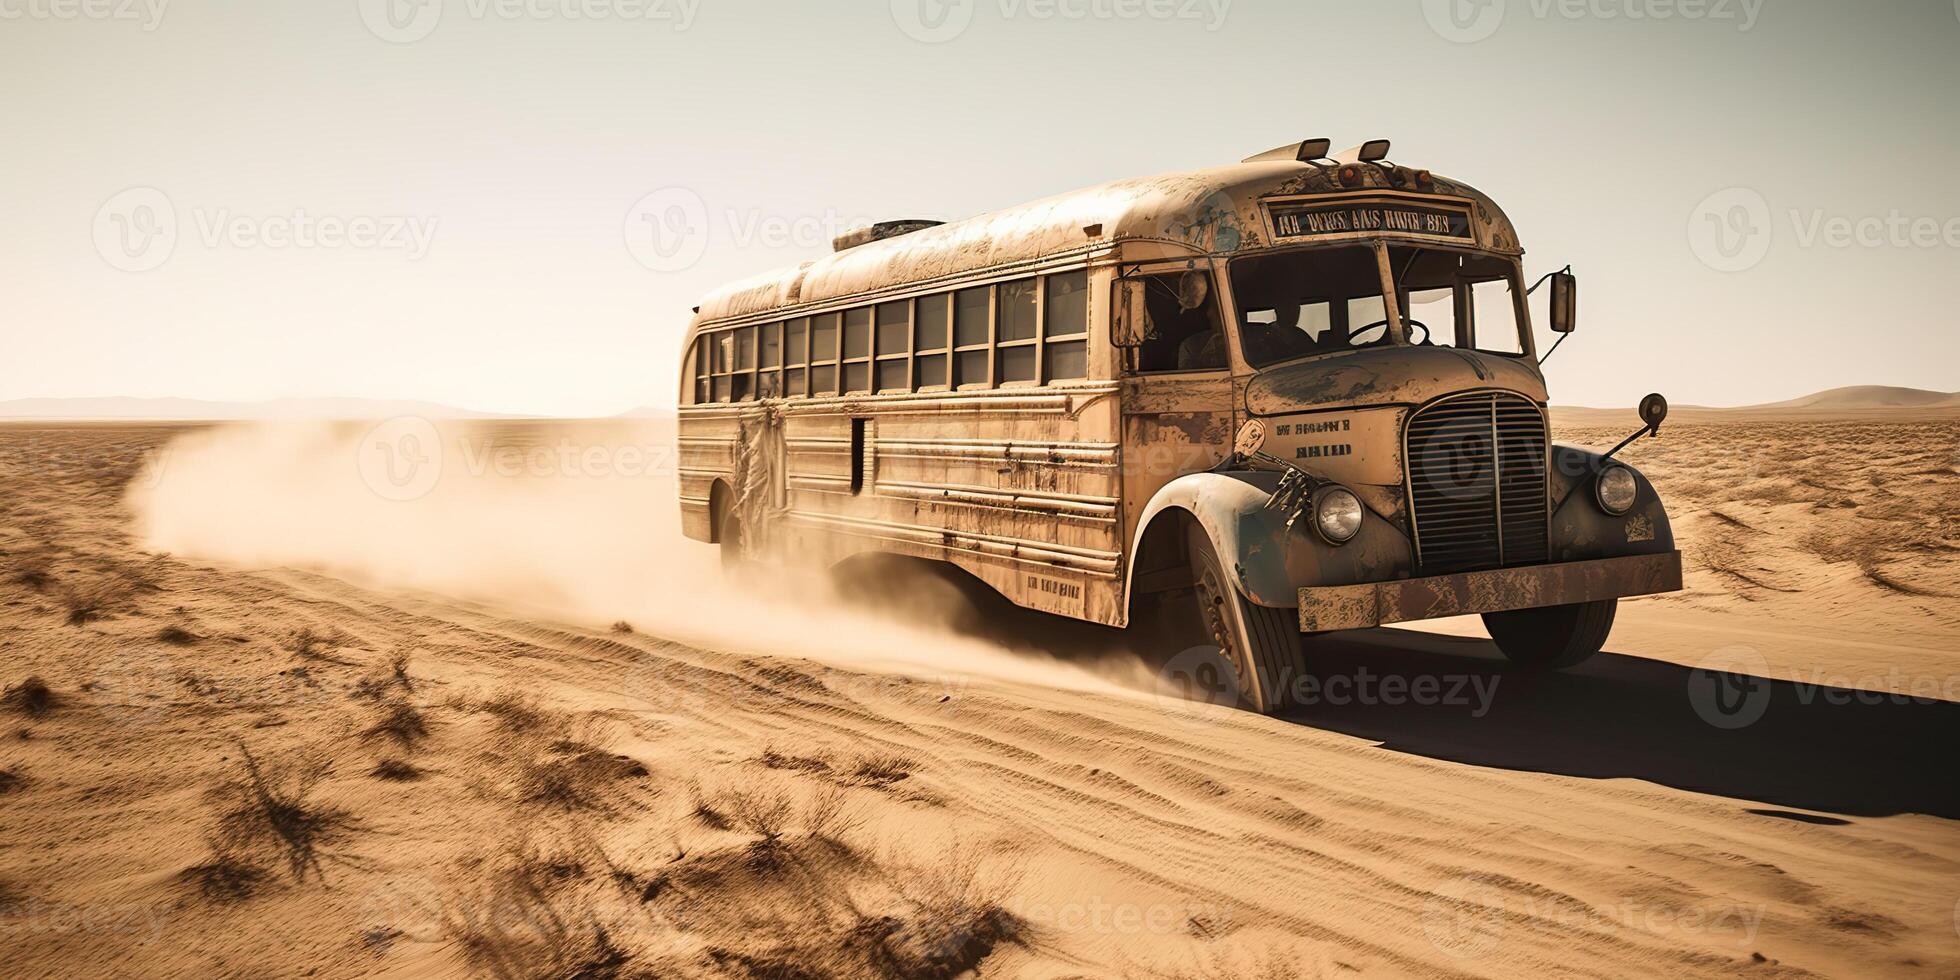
[1241,137,1333,164]
[1338,165,1363,188]
[1359,140,1391,162]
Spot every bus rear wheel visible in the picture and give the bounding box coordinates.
[1482,598,1617,670]
[713,493,746,573]
[1185,523,1305,714]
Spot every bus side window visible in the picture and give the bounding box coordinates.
[1135,271,1224,373]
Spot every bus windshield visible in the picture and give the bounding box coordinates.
[1229,245,1529,368]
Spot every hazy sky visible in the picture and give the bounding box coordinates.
[3,0,1956,415]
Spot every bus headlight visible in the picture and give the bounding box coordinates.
[1595,465,1638,516]
[1313,487,1364,544]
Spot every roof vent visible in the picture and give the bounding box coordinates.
[832,219,944,253]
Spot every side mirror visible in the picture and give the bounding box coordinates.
[1639,392,1668,434]
[1233,419,1267,458]
[1549,270,1577,334]
[1112,278,1149,348]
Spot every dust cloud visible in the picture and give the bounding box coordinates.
[124,419,1143,698]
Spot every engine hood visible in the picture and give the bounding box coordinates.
[1243,346,1547,417]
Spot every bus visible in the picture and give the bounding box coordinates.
[676,138,1682,713]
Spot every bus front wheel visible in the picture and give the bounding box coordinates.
[1482,598,1617,670]
[1185,523,1306,714]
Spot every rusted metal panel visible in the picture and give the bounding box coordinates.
[688,162,1522,332]
[1298,552,1683,632]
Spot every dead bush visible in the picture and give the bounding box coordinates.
[207,742,362,883]
[371,758,422,782]
[351,649,415,700]
[179,843,270,904]
[511,744,648,813]
[363,699,429,748]
[3,676,55,718]
[609,621,634,635]
[156,626,200,646]
[471,688,556,733]
[58,579,131,626]
[758,745,831,774]
[282,627,349,663]
[849,754,916,788]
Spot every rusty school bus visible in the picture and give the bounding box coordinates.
[677,138,1683,713]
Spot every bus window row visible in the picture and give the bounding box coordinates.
[691,270,1089,404]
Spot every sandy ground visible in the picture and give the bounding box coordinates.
[0,417,1956,979]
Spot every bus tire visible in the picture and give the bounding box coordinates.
[1185,522,1305,714]
[1482,598,1616,670]
[713,492,746,573]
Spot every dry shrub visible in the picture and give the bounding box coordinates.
[513,744,649,813]
[282,627,348,663]
[371,758,422,782]
[609,621,633,635]
[351,649,415,701]
[206,742,363,883]
[848,754,915,788]
[758,745,831,774]
[12,561,52,592]
[686,778,730,831]
[363,699,429,748]
[441,838,631,980]
[2,676,55,718]
[801,785,864,846]
[58,578,132,626]
[886,843,1025,979]
[471,688,556,733]
[156,626,199,646]
[179,844,269,904]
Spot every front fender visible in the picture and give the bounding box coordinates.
[1548,445,1675,560]
[1128,471,1412,609]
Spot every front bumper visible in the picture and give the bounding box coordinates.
[1296,551,1682,632]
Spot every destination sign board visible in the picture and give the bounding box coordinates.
[1268,200,1474,242]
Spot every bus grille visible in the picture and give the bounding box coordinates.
[1404,392,1549,575]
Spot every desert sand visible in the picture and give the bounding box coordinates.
[0,409,1956,979]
